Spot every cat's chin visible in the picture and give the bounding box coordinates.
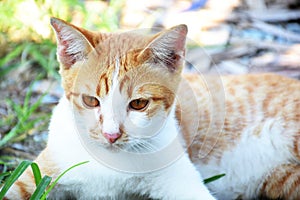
[100,143,124,153]
[100,143,150,154]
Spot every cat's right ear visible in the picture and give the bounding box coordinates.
[138,24,187,72]
[50,17,94,69]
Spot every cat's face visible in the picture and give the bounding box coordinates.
[50,18,187,152]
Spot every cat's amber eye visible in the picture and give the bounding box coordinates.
[82,95,100,108]
[129,98,149,111]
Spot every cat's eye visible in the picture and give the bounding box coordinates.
[82,95,100,108]
[129,98,149,111]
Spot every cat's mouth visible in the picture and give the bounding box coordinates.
[99,139,156,154]
[89,130,157,153]
[89,133,127,152]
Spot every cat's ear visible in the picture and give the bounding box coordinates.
[50,17,95,69]
[140,24,188,72]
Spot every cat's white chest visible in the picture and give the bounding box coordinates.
[46,97,215,199]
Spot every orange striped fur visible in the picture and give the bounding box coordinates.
[3,18,300,200]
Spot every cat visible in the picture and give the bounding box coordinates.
[3,17,300,200]
[3,17,215,200]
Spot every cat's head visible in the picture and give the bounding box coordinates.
[50,17,187,152]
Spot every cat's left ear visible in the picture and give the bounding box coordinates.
[50,17,95,69]
[140,24,188,72]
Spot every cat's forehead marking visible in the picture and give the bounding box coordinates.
[119,75,130,94]
[96,73,109,97]
[96,58,120,98]
[112,58,120,85]
[107,58,120,97]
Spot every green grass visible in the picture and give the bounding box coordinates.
[204,173,226,184]
[0,41,59,80]
[22,41,60,80]
[0,160,89,199]
[0,0,124,79]
[0,79,50,149]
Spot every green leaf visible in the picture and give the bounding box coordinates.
[40,161,89,200]
[30,163,42,186]
[0,160,32,199]
[29,175,52,200]
[204,173,225,184]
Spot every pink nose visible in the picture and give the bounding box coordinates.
[103,133,122,143]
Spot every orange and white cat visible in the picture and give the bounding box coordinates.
[3,17,300,200]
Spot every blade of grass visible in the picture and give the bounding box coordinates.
[0,44,25,67]
[29,45,55,78]
[47,48,60,79]
[0,63,21,79]
[204,173,226,184]
[28,92,47,115]
[29,175,52,200]
[0,77,47,148]
[6,99,23,121]
[40,161,89,200]
[0,125,20,148]
[0,44,28,78]
[30,163,42,186]
[0,172,11,182]
[0,156,18,166]
[0,160,32,199]
[22,75,44,117]
[23,82,34,116]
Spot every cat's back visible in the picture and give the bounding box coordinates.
[182,73,300,121]
[183,72,300,99]
[221,73,299,105]
[179,73,300,199]
[180,73,300,148]
[179,72,299,164]
[221,73,299,121]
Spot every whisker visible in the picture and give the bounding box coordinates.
[124,138,160,153]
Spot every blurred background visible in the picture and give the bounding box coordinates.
[0,0,300,172]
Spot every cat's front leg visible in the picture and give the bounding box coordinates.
[148,154,215,200]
